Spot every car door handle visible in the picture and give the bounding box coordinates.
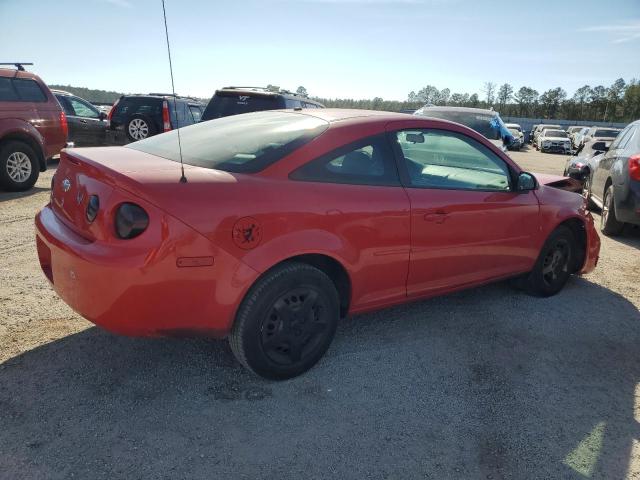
[424,211,449,224]
[80,119,88,124]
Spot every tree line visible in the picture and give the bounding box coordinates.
[310,78,640,123]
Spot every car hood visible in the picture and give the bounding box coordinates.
[541,136,570,142]
[533,172,582,193]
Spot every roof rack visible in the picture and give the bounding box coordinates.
[221,86,311,99]
[148,92,181,97]
[0,62,34,71]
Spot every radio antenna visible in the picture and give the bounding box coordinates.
[161,0,187,183]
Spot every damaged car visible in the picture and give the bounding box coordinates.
[35,109,599,379]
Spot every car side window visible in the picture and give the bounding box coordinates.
[11,78,47,102]
[285,99,303,109]
[610,126,633,150]
[0,78,19,101]
[290,134,399,186]
[395,129,511,191]
[189,106,202,122]
[67,96,99,118]
[56,96,75,116]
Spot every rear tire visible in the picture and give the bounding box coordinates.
[229,262,340,380]
[524,226,575,297]
[600,185,625,236]
[0,141,39,192]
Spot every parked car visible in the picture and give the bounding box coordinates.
[537,129,572,153]
[106,93,204,145]
[52,90,108,147]
[0,65,67,191]
[571,126,589,149]
[413,106,515,150]
[585,120,640,235]
[533,124,562,147]
[36,109,600,379]
[505,123,524,150]
[563,140,610,184]
[528,124,540,144]
[201,87,324,121]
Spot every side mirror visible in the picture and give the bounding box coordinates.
[99,111,107,121]
[517,172,537,192]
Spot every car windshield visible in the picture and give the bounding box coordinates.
[416,110,503,140]
[202,93,280,121]
[544,130,568,137]
[594,129,619,138]
[127,111,328,173]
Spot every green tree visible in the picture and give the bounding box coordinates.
[513,86,538,116]
[482,82,496,105]
[539,87,567,118]
[296,86,308,97]
[572,85,591,120]
[496,83,513,112]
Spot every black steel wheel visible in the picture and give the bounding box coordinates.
[525,226,575,297]
[230,262,340,380]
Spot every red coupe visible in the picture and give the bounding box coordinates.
[35,109,600,379]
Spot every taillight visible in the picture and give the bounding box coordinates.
[630,154,640,181]
[107,99,119,122]
[59,111,68,139]
[162,100,171,132]
[115,203,149,239]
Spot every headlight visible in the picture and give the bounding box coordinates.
[115,203,149,239]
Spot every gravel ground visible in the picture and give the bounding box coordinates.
[1,147,639,479]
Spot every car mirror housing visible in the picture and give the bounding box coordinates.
[517,172,537,192]
[99,111,107,121]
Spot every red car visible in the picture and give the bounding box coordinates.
[35,109,600,379]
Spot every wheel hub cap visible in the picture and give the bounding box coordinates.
[129,119,149,140]
[261,288,328,365]
[542,240,569,286]
[6,152,31,182]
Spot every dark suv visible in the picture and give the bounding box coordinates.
[52,90,108,147]
[107,94,204,144]
[202,87,324,121]
[586,120,640,236]
[0,64,67,191]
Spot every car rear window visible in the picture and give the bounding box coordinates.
[202,93,282,121]
[127,111,329,173]
[114,97,161,118]
[0,77,47,102]
[594,129,619,138]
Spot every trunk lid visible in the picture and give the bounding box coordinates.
[51,147,238,240]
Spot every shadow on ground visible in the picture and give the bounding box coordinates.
[0,186,49,203]
[1,278,639,479]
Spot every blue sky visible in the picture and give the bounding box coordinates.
[1,0,639,100]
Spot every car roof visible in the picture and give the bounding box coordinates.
[294,108,412,123]
[0,67,40,80]
[51,89,74,96]
[418,106,497,115]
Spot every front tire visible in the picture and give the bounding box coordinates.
[229,262,340,380]
[524,226,575,297]
[601,185,625,236]
[0,141,39,192]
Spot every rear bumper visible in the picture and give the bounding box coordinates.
[35,205,256,338]
[580,212,600,274]
[613,182,640,226]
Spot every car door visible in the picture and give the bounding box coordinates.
[55,95,82,145]
[289,133,411,310]
[591,126,633,204]
[65,95,107,146]
[389,126,540,297]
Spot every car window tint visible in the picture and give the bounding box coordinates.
[0,77,19,101]
[396,129,511,191]
[128,111,328,173]
[12,79,46,102]
[67,96,99,118]
[291,134,399,186]
[285,99,303,108]
[609,126,632,150]
[616,126,636,150]
[56,95,75,116]
[202,94,280,120]
[189,106,202,122]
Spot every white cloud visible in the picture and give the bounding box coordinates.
[97,0,133,8]
[580,21,640,44]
